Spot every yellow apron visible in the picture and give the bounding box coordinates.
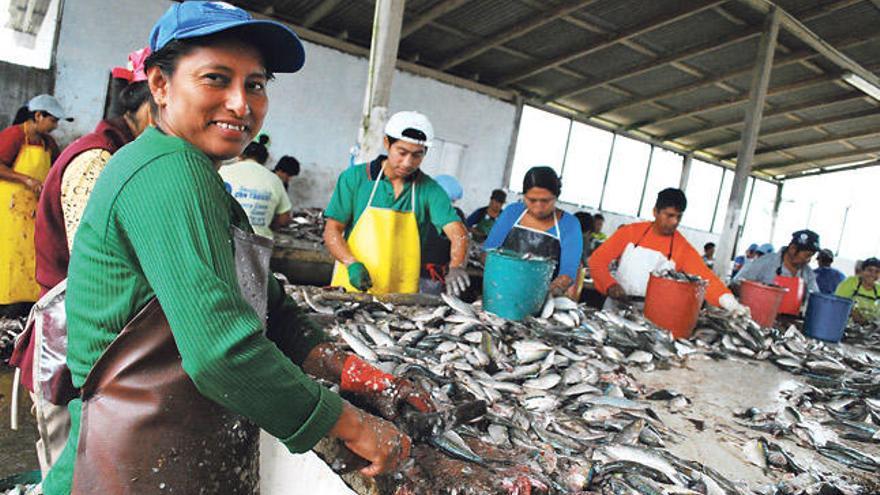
[330,165,421,294]
[0,139,52,304]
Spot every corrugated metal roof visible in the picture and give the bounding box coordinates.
[230,0,880,179]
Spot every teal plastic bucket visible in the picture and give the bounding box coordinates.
[804,292,853,343]
[483,249,554,320]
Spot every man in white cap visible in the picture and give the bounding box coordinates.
[324,111,470,296]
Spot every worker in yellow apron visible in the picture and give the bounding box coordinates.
[0,95,68,304]
[323,111,470,296]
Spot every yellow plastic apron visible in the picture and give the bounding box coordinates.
[0,139,52,304]
[330,165,421,294]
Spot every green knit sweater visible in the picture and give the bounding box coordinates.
[44,127,342,494]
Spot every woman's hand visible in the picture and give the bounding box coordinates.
[330,401,411,476]
[23,177,42,195]
[549,275,573,297]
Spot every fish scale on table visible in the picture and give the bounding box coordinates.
[288,287,880,494]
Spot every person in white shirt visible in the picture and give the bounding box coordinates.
[220,137,292,238]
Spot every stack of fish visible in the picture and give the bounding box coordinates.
[275,208,326,245]
[0,316,24,361]
[295,287,879,494]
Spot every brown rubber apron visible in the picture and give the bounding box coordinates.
[71,225,274,494]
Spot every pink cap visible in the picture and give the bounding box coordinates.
[111,47,151,83]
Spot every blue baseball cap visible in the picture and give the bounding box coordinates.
[747,243,759,252]
[757,243,774,255]
[149,1,305,73]
[790,229,820,252]
[434,175,463,202]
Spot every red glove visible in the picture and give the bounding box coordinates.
[340,355,435,418]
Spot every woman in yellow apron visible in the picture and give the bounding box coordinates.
[0,95,67,305]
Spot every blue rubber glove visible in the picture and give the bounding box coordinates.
[348,261,373,291]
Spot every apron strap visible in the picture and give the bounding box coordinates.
[635,224,673,259]
[365,163,386,209]
[511,208,561,240]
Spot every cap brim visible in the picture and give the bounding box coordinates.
[177,19,305,73]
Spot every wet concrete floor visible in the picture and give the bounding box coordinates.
[634,355,880,487]
[0,366,40,480]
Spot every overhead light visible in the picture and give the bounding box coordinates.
[842,72,880,102]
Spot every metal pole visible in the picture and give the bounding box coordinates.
[638,146,655,217]
[501,95,524,189]
[714,7,780,279]
[597,133,617,210]
[769,182,783,241]
[558,119,575,180]
[356,0,406,163]
[679,154,692,192]
[733,178,757,259]
[836,205,850,256]
[709,168,726,232]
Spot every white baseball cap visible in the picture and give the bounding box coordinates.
[27,94,72,121]
[385,111,434,148]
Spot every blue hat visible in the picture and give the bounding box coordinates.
[790,229,820,252]
[757,243,774,255]
[149,1,305,73]
[434,175,463,202]
[747,243,759,252]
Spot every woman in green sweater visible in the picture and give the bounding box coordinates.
[44,3,429,493]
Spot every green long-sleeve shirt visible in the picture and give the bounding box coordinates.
[44,127,342,494]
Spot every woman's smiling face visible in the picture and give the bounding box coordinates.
[149,38,269,161]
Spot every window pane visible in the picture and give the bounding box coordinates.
[680,160,722,231]
[601,135,651,216]
[639,147,682,218]
[740,179,776,246]
[711,169,734,233]
[508,106,570,191]
[559,122,614,207]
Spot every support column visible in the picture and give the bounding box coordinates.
[715,7,780,279]
[679,154,692,192]
[356,0,406,163]
[501,95,524,190]
[768,182,783,242]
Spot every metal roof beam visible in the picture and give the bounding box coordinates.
[400,0,470,39]
[776,159,880,180]
[496,0,726,86]
[628,61,880,131]
[737,0,880,91]
[725,126,880,160]
[695,107,880,150]
[755,145,880,172]
[302,0,344,28]
[436,0,600,71]
[662,93,867,141]
[585,27,880,119]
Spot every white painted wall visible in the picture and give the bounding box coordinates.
[52,0,516,214]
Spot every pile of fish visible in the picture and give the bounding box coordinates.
[275,207,326,244]
[294,287,880,495]
[0,316,25,361]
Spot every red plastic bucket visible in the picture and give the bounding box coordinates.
[739,280,788,327]
[644,274,705,339]
[774,275,804,315]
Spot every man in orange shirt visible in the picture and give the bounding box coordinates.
[589,188,748,315]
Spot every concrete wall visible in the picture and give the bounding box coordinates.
[0,60,54,129]
[52,0,516,213]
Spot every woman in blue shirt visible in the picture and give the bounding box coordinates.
[484,166,583,296]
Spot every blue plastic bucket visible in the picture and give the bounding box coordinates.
[483,249,554,321]
[804,292,853,343]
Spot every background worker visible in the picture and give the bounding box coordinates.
[814,248,846,295]
[0,94,67,308]
[274,154,300,190]
[590,213,608,252]
[834,257,880,324]
[589,188,748,316]
[732,243,759,278]
[220,136,292,238]
[324,111,470,296]
[483,166,582,298]
[10,49,153,476]
[703,242,716,269]
[733,230,821,316]
[44,4,425,492]
[420,174,467,295]
[466,188,506,242]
